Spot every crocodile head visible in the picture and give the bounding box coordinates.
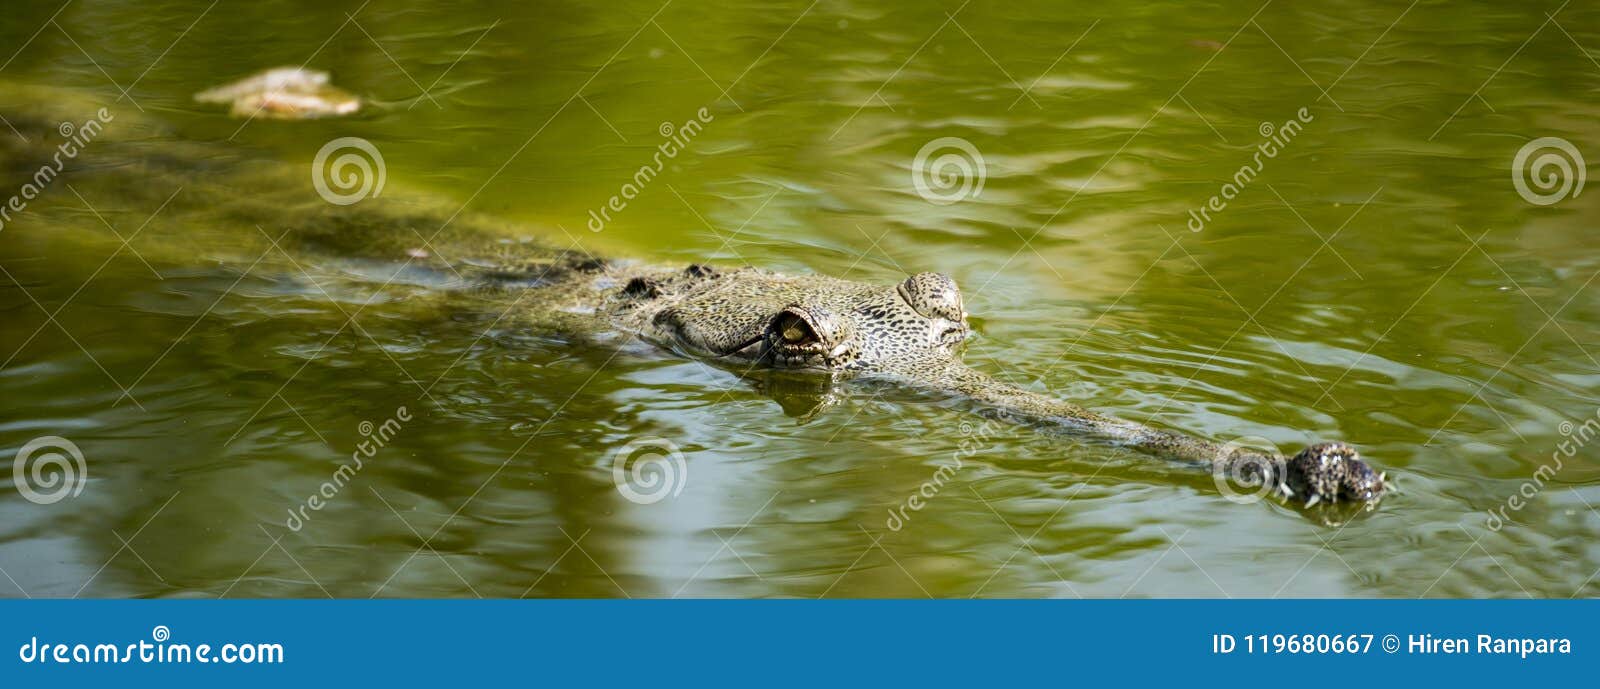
[631,267,970,374]
[1284,442,1386,506]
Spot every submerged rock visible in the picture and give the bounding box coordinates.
[194,67,360,119]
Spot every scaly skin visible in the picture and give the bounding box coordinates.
[1,82,1386,511]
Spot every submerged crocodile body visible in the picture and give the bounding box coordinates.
[0,82,1385,513]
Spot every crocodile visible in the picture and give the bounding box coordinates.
[0,81,1386,514]
[282,197,1387,511]
[463,253,1386,509]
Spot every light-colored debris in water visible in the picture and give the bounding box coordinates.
[194,67,361,119]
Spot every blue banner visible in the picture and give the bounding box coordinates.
[0,600,1590,686]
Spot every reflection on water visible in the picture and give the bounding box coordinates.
[1,0,1598,598]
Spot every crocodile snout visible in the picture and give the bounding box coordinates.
[1284,442,1385,507]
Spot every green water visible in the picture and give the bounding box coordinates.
[2,0,1598,598]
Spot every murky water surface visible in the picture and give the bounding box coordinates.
[2,0,1598,597]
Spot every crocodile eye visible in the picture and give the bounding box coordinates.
[768,305,852,356]
[778,312,817,345]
